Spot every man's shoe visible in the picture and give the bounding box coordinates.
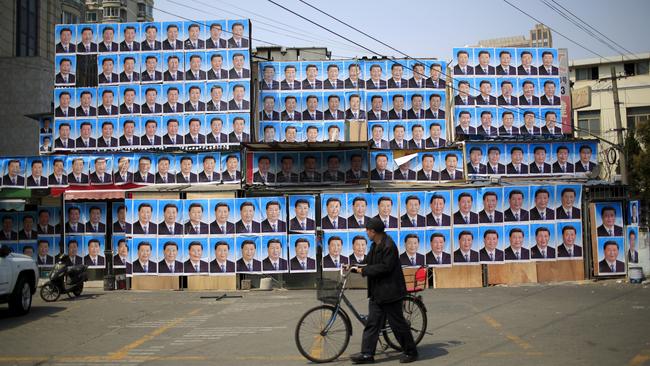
[350,353,375,364]
[399,353,418,363]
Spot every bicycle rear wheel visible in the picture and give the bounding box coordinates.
[295,305,351,363]
[382,296,427,351]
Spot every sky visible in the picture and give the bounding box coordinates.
[154,0,650,62]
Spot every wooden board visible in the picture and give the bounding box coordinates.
[536,260,585,283]
[187,275,237,291]
[347,120,367,142]
[434,265,482,288]
[131,276,180,290]
[487,262,537,285]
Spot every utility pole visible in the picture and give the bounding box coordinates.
[610,66,627,185]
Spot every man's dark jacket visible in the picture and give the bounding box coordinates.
[361,234,407,304]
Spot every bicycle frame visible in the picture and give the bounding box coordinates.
[321,269,366,336]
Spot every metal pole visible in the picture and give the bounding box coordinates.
[104,201,115,291]
[611,66,628,185]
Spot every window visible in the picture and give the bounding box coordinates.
[627,106,650,131]
[61,11,79,24]
[575,66,598,81]
[624,61,650,76]
[86,11,97,22]
[104,7,118,18]
[15,0,38,57]
[577,110,601,137]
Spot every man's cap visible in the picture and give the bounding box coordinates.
[366,217,385,233]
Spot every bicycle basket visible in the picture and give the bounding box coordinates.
[316,278,339,304]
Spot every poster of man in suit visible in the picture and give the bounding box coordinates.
[162,21,184,51]
[112,203,130,234]
[209,199,235,235]
[26,157,49,189]
[157,201,183,236]
[235,236,262,273]
[370,151,393,182]
[289,195,315,232]
[227,20,249,49]
[530,224,556,261]
[66,156,90,185]
[140,53,163,83]
[234,198,261,234]
[495,48,517,76]
[346,193,372,230]
[321,194,348,231]
[229,50,251,79]
[83,237,106,268]
[322,232,350,271]
[594,202,624,238]
[530,186,556,221]
[556,222,583,260]
[504,224,531,261]
[452,189,479,226]
[84,203,107,234]
[182,238,210,274]
[479,188,504,224]
[157,239,184,275]
[54,88,76,118]
[260,197,286,234]
[399,230,426,267]
[452,227,480,264]
[555,185,582,220]
[197,153,221,184]
[575,141,599,175]
[141,22,162,51]
[595,238,625,275]
[425,191,452,228]
[183,200,210,235]
[479,226,505,264]
[288,234,316,272]
[128,238,158,276]
[55,55,76,86]
[129,199,158,236]
[55,25,76,54]
[504,186,530,222]
[399,192,427,229]
[112,237,128,268]
[261,236,289,273]
[76,24,98,53]
[163,52,185,81]
[371,192,399,230]
[425,229,452,266]
[183,21,205,50]
[209,237,236,275]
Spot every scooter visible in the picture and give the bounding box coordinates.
[40,260,88,302]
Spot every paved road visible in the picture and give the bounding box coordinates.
[0,281,649,365]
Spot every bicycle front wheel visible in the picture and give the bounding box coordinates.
[295,305,351,363]
[382,296,428,351]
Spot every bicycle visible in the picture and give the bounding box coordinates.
[295,266,428,363]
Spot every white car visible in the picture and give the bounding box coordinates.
[0,245,38,315]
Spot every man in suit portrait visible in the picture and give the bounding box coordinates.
[486,146,506,175]
[598,240,625,273]
[417,153,439,182]
[504,190,529,222]
[321,197,347,230]
[39,137,51,153]
[184,118,205,145]
[119,119,139,147]
[425,94,445,120]
[132,202,155,235]
[120,88,140,115]
[158,203,183,235]
[478,111,497,136]
[299,155,321,183]
[407,94,426,120]
[426,233,451,265]
[62,240,83,266]
[530,189,555,221]
[322,155,345,182]
[519,80,539,106]
[262,239,288,272]
[204,87,227,114]
[400,234,425,267]
[394,160,416,181]
[207,22,227,49]
[113,205,130,234]
[541,80,561,106]
[26,160,47,187]
[158,241,183,274]
[497,50,517,75]
[345,93,366,120]
[281,64,301,90]
[206,116,227,145]
[113,156,133,184]
[454,80,475,106]
[83,239,105,266]
[597,206,623,236]
[163,23,183,50]
[553,145,574,174]
[539,51,559,75]
[476,80,497,106]
[401,195,426,228]
[369,124,389,149]
[113,239,129,267]
[408,62,426,88]
[236,240,261,272]
[48,159,67,186]
[163,118,183,145]
[479,230,504,262]
[499,111,519,136]
[260,124,277,143]
[348,235,367,265]
[322,236,349,269]
[557,225,582,258]
[64,206,83,234]
[56,27,75,53]
[366,64,387,89]
[576,144,597,173]
[56,57,75,85]
[454,192,479,225]
[184,23,204,49]
[99,57,118,84]
[84,205,106,233]
[207,53,228,80]
[261,201,286,233]
[291,238,316,270]
[77,26,97,53]
[260,64,279,90]
[542,111,562,135]
[162,87,183,114]
[133,156,154,184]
[281,95,301,121]
[141,119,162,146]
[518,51,538,75]
[0,215,17,241]
[36,210,54,235]
[426,63,446,89]
[370,153,392,181]
[405,123,427,149]
[222,155,241,183]
[210,241,236,273]
[141,55,162,82]
[229,53,250,79]
[454,50,474,75]
[98,89,118,116]
[229,84,250,111]
[556,187,581,220]
[374,196,399,229]
[141,87,162,114]
[388,63,407,89]
[68,158,89,184]
[290,199,315,231]
[141,24,161,51]
[228,22,249,48]
[344,63,365,89]
[497,80,518,106]
[389,94,407,120]
[531,227,555,259]
[235,201,260,234]
[302,64,322,89]
[504,228,530,260]
[390,124,408,150]
[184,203,209,235]
[520,110,540,135]
[186,54,206,81]
[119,25,139,52]
[367,95,388,121]
[259,95,279,120]
[345,153,368,181]
[185,85,206,112]
[55,91,74,118]
[184,241,209,274]
[132,241,157,274]
[324,63,343,89]
[18,215,37,240]
[479,191,503,224]
[76,121,96,149]
[475,50,496,75]
[467,147,487,175]
[40,118,52,134]
[36,240,54,266]
[346,196,371,229]
[628,230,639,263]
[454,230,479,263]
[529,146,552,174]
[163,55,184,81]
[119,56,139,83]
[229,116,250,143]
[210,202,235,235]
[253,155,276,184]
[424,123,445,150]
[198,155,220,183]
[440,153,463,181]
[324,94,344,120]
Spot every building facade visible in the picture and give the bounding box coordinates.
[475,23,553,48]
[84,0,153,23]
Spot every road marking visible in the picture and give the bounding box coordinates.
[106,308,202,360]
[629,350,650,366]
[309,334,324,360]
[481,314,534,351]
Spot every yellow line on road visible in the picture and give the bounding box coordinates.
[629,350,650,366]
[481,314,534,351]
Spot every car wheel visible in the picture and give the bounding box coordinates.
[8,276,32,316]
